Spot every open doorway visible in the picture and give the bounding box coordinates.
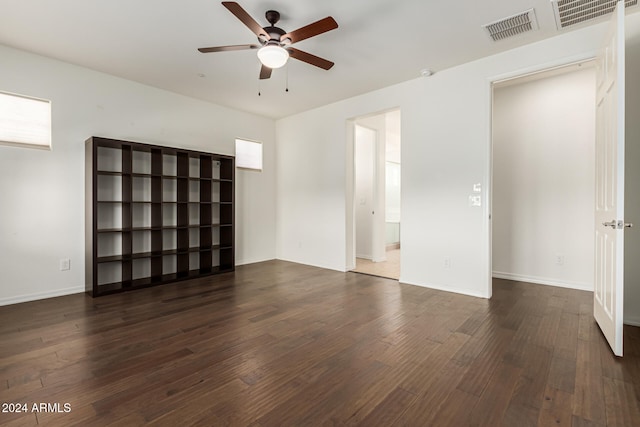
[348,109,401,280]
[491,61,596,293]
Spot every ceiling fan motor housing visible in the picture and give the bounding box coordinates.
[262,25,286,44]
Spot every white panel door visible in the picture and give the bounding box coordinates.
[594,1,626,357]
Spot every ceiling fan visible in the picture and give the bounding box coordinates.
[198,1,338,80]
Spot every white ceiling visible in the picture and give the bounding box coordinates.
[0,0,634,119]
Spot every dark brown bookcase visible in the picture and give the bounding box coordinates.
[85,136,235,296]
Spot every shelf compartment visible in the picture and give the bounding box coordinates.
[163,254,177,275]
[163,154,177,176]
[97,203,123,230]
[97,233,122,258]
[163,178,177,202]
[97,146,122,173]
[97,175,122,202]
[188,204,200,226]
[219,247,234,270]
[177,253,189,277]
[132,176,151,202]
[151,202,162,229]
[219,226,233,248]
[177,178,189,203]
[132,230,151,254]
[212,181,220,202]
[189,252,200,271]
[177,228,189,251]
[211,248,220,268]
[200,246,212,272]
[211,227,220,246]
[163,204,176,227]
[220,203,233,225]
[189,228,200,249]
[189,156,200,178]
[177,203,188,227]
[212,160,221,180]
[200,179,212,203]
[132,258,151,280]
[132,150,151,174]
[220,159,234,181]
[132,203,151,228]
[97,262,122,286]
[163,229,177,251]
[177,152,189,178]
[189,180,200,202]
[200,155,213,179]
[220,181,233,204]
[200,225,212,248]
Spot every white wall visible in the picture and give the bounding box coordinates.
[276,15,632,299]
[0,43,276,305]
[355,125,375,259]
[492,67,595,291]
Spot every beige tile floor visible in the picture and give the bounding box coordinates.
[352,248,400,280]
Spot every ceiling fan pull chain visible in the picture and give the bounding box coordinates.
[286,63,289,93]
[258,78,261,96]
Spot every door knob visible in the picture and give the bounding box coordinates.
[625,222,633,228]
[603,220,617,228]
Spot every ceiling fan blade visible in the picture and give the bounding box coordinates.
[222,2,269,40]
[281,17,338,44]
[287,47,334,70]
[259,65,272,80]
[198,44,259,53]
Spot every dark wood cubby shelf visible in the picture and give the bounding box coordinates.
[85,136,235,297]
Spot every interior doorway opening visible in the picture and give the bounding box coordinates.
[491,61,596,294]
[347,109,401,280]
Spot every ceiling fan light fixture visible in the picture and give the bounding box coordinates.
[257,45,289,69]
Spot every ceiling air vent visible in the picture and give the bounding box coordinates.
[551,0,638,29]
[483,9,539,41]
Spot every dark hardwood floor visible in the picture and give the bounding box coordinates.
[1,260,639,426]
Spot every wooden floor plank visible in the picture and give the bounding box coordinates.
[0,262,638,426]
[572,337,607,425]
[603,377,640,427]
[355,386,417,427]
[538,386,573,427]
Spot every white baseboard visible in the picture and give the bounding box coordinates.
[399,278,490,299]
[624,316,640,327]
[276,257,346,273]
[355,255,387,263]
[236,256,276,266]
[492,271,592,291]
[0,285,85,307]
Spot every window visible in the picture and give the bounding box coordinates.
[235,138,262,171]
[0,91,51,150]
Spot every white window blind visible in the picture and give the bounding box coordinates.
[0,91,51,149]
[235,138,262,171]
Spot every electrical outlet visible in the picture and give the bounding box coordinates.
[444,257,452,269]
[469,195,481,207]
[59,258,71,271]
[555,254,564,266]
